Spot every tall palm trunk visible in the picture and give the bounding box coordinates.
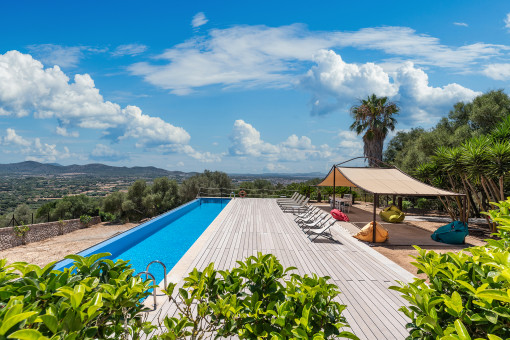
[363,133,384,167]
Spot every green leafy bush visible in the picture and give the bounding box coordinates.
[415,198,433,210]
[390,198,510,339]
[13,223,30,245]
[79,214,93,227]
[158,253,357,339]
[0,253,154,339]
[99,211,117,222]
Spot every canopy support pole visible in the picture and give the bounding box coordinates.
[332,165,336,209]
[463,195,467,224]
[373,194,378,243]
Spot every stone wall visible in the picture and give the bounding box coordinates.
[0,216,101,251]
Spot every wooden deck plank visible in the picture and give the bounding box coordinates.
[150,198,411,340]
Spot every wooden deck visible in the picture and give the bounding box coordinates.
[146,198,413,339]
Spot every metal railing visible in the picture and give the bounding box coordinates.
[135,271,157,311]
[197,187,300,199]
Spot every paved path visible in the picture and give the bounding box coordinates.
[146,199,414,339]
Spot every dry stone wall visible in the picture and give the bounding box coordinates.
[0,216,101,251]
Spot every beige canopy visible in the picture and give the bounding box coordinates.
[317,166,462,196]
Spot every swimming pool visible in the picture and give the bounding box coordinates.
[54,198,230,284]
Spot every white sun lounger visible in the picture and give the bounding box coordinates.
[307,220,337,241]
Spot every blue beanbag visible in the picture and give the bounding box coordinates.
[431,221,469,245]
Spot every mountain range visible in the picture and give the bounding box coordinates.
[0,161,192,178]
[0,161,324,179]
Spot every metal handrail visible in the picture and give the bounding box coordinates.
[197,187,300,198]
[136,271,157,311]
[146,260,167,291]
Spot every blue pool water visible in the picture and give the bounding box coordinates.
[53,198,230,285]
[114,200,227,284]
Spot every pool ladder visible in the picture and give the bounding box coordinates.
[136,260,167,311]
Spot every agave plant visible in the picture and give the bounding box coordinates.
[491,115,510,142]
[486,139,510,200]
[460,136,497,203]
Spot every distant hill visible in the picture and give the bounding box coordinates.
[0,161,193,178]
[0,161,325,180]
[230,172,325,178]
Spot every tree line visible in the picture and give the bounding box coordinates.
[0,170,233,227]
[384,90,510,222]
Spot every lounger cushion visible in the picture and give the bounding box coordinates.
[353,221,388,243]
[380,205,405,223]
[330,209,349,222]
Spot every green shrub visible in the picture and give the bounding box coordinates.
[402,200,413,211]
[13,223,30,245]
[99,211,117,222]
[57,218,65,235]
[0,253,154,339]
[158,253,357,339]
[390,198,510,339]
[79,214,93,227]
[415,198,433,210]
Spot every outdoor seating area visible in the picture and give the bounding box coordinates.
[329,194,353,212]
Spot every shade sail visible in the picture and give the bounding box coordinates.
[317,166,463,196]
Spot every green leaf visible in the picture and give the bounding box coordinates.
[0,312,38,335]
[454,319,471,340]
[39,314,58,334]
[7,329,48,340]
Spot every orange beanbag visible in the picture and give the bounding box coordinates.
[353,221,389,243]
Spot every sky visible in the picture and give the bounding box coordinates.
[0,0,509,173]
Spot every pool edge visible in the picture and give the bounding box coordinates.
[156,198,236,287]
[53,198,202,271]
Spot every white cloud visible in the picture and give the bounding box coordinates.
[0,51,214,162]
[112,44,148,57]
[505,13,510,30]
[303,50,480,122]
[191,12,208,28]
[1,128,71,162]
[303,50,398,115]
[56,126,79,137]
[229,120,332,161]
[90,143,127,161]
[394,61,480,106]
[337,131,363,156]
[453,22,468,27]
[177,161,184,167]
[119,106,190,146]
[336,27,505,68]
[129,24,507,95]
[27,44,86,68]
[265,163,288,172]
[483,63,510,80]
[2,128,31,147]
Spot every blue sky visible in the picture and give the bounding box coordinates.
[1,0,509,173]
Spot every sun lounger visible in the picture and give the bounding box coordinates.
[300,214,330,229]
[277,192,298,202]
[281,198,310,213]
[297,210,326,225]
[278,195,305,207]
[294,206,317,221]
[307,220,337,241]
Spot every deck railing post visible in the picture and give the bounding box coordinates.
[332,165,336,209]
[373,194,378,243]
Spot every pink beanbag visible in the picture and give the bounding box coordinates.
[331,209,349,222]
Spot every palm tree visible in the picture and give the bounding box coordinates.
[350,94,399,167]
